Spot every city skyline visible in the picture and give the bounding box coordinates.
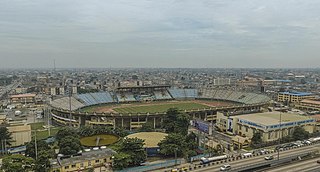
[1,0,320,68]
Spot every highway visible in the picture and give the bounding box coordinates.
[191,143,320,172]
[266,157,320,172]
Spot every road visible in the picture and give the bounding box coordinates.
[266,157,320,172]
[191,143,320,172]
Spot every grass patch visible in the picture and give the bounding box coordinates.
[33,127,60,140]
[80,134,120,147]
[30,122,45,130]
[113,102,210,114]
[243,147,254,151]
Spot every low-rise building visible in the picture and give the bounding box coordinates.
[295,99,320,111]
[277,91,314,103]
[10,93,36,104]
[217,112,316,142]
[50,148,116,172]
[0,115,6,124]
[7,124,32,147]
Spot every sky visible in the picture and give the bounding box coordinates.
[1,0,320,68]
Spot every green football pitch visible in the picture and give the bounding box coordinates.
[113,102,210,114]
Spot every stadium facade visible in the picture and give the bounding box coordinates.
[50,86,271,130]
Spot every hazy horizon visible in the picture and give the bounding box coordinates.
[1,0,320,68]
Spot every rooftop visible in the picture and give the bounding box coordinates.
[301,99,320,105]
[279,91,312,96]
[237,112,314,126]
[10,93,36,98]
[126,132,168,148]
[51,148,116,167]
[7,124,31,132]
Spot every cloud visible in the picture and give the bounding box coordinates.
[1,0,320,68]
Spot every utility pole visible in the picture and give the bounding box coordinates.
[174,148,178,166]
[34,130,38,160]
[47,101,51,136]
[277,112,282,161]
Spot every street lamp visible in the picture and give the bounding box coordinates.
[174,148,178,166]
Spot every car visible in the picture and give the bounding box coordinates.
[302,140,311,144]
[180,167,188,171]
[171,169,178,172]
[220,164,231,171]
[265,155,274,160]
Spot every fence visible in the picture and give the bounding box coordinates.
[116,159,184,172]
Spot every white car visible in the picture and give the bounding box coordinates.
[265,155,274,160]
[220,164,231,171]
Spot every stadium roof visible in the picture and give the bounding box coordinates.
[116,85,170,89]
[279,91,312,96]
[126,132,168,148]
[275,79,292,83]
[236,112,315,126]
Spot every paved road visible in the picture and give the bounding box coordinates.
[192,143,320,172]
[266,157,320,172]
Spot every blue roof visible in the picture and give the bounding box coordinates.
[279,91,312,96]
[275,80,292,83]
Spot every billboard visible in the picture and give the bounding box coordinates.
[192,120,210,134]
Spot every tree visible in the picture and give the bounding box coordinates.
[158,133,187,157]
[175,113,190,135]
[114,127,129,137]
[186,132,198,150]
[58,135,81,155]
[113,152,131,170]
[1,154,34,172]
[163,108,179,133]
[78,126,95,137]
[251,132,263,147]
[118,138,146,166]
[292,127,309,140]
[56,127,78,142]
[0,127,12,151]
[93,125,112,135]
[139,123,154,132]
[113,138,146,169]
[162,108,190,135]
[26,140,50,159]
[87,168,95,172]
[34,151,51,172]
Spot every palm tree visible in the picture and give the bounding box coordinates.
[0,126,13,153]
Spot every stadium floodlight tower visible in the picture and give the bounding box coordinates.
[66,80,73,127]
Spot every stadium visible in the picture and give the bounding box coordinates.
[50,86,271,130]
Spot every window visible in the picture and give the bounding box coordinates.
[71,164,76,168]
[268,132,271,139]
[245,127,248,132]
[80,163,84,168]
[95,160,100,163]
[65,166,69,169]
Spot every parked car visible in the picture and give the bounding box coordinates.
[220,164,231,171]
[265,155,274,160]
[302,140,311,144]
